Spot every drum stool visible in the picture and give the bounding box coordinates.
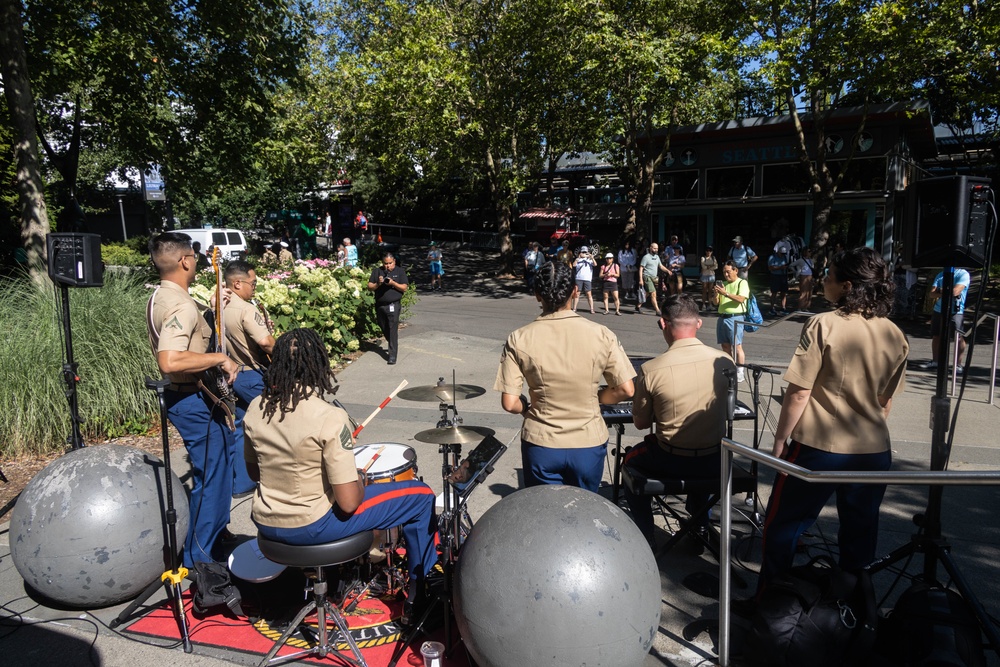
[256,532,372,667]
[622,464,757,561]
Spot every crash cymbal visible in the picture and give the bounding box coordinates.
[413,425,494,445]
[397,384,486,403]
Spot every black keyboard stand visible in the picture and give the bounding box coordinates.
[610,422,627,504]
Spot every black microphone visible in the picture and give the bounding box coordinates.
[740,363,780,375]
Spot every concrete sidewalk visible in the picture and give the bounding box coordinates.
[2,251,999,666]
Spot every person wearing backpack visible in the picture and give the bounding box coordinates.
[759,247,909,596]
[714,260,751,383]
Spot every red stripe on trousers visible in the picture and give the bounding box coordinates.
[355,485,435,515]
[760,440,803,543]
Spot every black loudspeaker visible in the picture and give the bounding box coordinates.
[906,175,991,268]
[47,233,104,287]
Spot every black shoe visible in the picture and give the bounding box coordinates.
[388,357,396,365]
[400,579,429,627]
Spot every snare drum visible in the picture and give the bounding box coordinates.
[354,443,418,484]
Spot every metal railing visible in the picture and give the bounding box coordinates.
[717,437,1000,666]
[323,223,515,250]
[742,310,999,404]
[960,312,1000,404]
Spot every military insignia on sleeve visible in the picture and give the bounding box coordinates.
[254,311,266,326]
[798,328,812,352]
[164,315,183,331]
[339,425,354,450]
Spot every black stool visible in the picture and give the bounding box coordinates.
[256,532,373,667]
[622,464,757,561]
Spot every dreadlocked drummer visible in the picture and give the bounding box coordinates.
[494,261,635,492]
[243,328,437,621]
[148,232,240,566]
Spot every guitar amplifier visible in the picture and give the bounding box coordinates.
[601,402,634,425]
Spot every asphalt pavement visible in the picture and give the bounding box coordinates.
[2,245,1000,666]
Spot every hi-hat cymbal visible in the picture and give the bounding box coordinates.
[398,384,486,403]
[413,425,494,445]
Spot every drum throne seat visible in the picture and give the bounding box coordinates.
[254,532,373,667]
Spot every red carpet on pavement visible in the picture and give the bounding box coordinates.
[124,586,469,666]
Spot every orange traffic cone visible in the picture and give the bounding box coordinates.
[377,230,383,244]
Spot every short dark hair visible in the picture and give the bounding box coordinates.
[829,247,895,318]
[659,293,700,322]
[150,232,193,272]
[224,259,255,283]
[381,251,396,262]
[534,261,574,313]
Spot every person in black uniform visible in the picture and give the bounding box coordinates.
[367,251,409,365]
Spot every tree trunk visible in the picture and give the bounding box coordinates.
[485,147,516,274]
[0,0,49,282]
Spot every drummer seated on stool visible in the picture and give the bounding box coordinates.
[243,328,438,624]
[624,294,736,545]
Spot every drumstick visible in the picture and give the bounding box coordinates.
[352,379,408,438]
[362,445,387,473]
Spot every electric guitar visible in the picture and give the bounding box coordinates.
[196,247,237,431]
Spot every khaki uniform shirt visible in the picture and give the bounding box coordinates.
[223,293,271,369]
[494,310,635,449]
[244,394,358,528]
[278,249,294,263]
[633,338,735,452]
[147,280,212,384]
[785,311,909,455]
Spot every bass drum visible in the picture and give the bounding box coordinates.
[354,443,418,484]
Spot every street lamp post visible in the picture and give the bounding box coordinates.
[117,195,128,241]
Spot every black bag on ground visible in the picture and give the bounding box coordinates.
[747,556,877,666]
[875,582,986,666]
[191,561,245,617]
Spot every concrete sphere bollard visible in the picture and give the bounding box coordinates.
[10,445,189,607]
[454,485,661,667]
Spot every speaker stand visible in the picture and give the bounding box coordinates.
[866,267,1000,658]
[58,283,86,450]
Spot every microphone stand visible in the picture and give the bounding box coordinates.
[110,377,192,652]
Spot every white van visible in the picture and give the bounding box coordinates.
[173,228,248,261]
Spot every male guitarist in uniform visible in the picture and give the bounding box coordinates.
[223,260,277,497]
[148,233,240,566]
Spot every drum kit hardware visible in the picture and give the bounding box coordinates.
[414,425,494,445]
[229,372,504,665]
[397,383,486,403]
[384,372,506,666]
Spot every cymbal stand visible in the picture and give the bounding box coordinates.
[388,440,464,667]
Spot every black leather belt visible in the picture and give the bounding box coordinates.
[167,382,199,393]
[660,442,720,458]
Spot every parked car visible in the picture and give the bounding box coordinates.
[172,228,248,261]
